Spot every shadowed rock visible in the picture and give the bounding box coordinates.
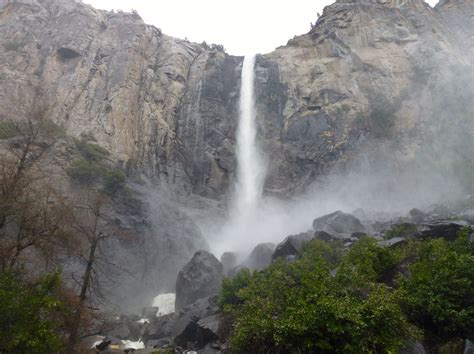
[175,250,223,312]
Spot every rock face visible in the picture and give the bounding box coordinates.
[175,250,224,312]
[1,0,473,200]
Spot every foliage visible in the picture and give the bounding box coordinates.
[103,169,127,195]
[0,121,19,139]
[66,159,105,183]
[355,96,399,139]
[385,223,417,239]
[3,40,24,52]
[397,229,474,345]
[68,139,130,198]
[0,269,64,353]
[221,239,416,353]
[337,236,402,286]
[75,139,110,163]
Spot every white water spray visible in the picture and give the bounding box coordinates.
[234,54,265,215]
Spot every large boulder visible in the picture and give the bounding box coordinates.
[312,211,365,236]
[418,220,470,241]
[171,296,221,350]
[246,243,275,270]
[220,252,238,276]
[272,232,313,260]
[175,250,223,312]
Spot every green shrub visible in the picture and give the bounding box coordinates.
[221,239,416,353]
[3,41,24,52]
[66,159,105,183]
[337,236,402,286]
[385,223,417,239]
[0,269,64,353]
[75,140,110,162]
[397,229,474,345]
[103,169,127,195]
[0,121,19,139]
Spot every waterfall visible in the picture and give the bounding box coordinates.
[234,54,265,215]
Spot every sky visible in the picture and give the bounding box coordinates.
[83,0,439,55]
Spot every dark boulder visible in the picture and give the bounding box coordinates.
[312,211,365,235]
[272,232,313,260]
[175,250,223,312]
[419,220,470,241]
[57,47,81,59]
[246,243,275,270]
[143,313,176,344]
[172,296,221,350]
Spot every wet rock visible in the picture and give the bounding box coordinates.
[141,306,158,318]
[409,208,428,223]
[220,252,238,275]
[399,341,427,354]
[378,237,406,248]
[419,220,470,241]
[312,211,365,236]
[175,250,223,312]
[172,297,220,350]
[272,232,313,260]
[57,47,81,59]
[246,243,275,270]
[143,313,176,344]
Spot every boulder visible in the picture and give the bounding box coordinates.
[220,252,238,275]
[419,220,469,241]
[378,237,406,248]
[312,211,365,236]
[143,313,176,344]
[141,306,158,318]
[175,251,223,312]
[172,297,221,350]
[272,232,313,260]
[246,243,275,270]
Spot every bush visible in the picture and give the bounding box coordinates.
[103,169,127,195]
[221,239,416,353]
[75,140,110,163]
[66,159,105,183]
[0,121,19,139]
[397,229,474,345]
[385,223,417,239]
[3,41,24,52]
[0,269,64,353]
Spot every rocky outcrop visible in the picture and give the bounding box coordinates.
[0,0,241,199]
[175,250,223,312]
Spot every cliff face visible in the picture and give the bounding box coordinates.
[255,0,473,195]
[0,0,241,199]
[0,0,472,199]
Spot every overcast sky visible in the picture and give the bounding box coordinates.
[83,0,439,55]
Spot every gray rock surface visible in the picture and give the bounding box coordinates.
[313,211,365,235]
[246,242,275,270]
[175,251,223,312]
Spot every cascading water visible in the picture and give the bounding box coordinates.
[234,54,265,216]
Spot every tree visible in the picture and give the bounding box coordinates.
[66,190,131,350]
[397,230,474,348]
[0,268,64,353]
[0,113,71,271]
